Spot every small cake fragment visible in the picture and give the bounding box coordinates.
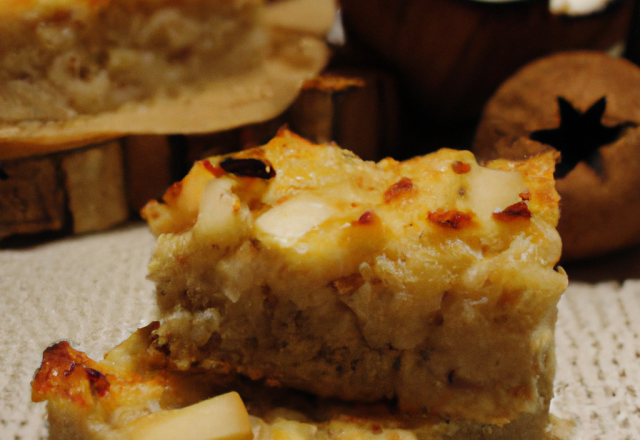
[31,324,243,440]
[141,129,567,433]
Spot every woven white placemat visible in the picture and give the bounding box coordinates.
[552,280,640,438]
[1,223,639,439]
[0,224,158,440]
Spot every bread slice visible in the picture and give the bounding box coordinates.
[0,0,333,158]
[32,323,565,440]
[139,129,567,433]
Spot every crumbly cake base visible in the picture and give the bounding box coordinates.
[32,324,563,440]
[0,0,263,121]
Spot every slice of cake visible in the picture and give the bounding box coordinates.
[0,0,333,156]
[32,322,567,440]
[0,0,265,122]
[138,129,567,434]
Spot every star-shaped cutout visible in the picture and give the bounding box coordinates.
[529,97,628,179]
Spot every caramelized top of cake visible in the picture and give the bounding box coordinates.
[143,129,562,268]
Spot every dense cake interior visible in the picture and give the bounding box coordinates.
[0,0,264,121]
[32,323,560,440]
[142,130,568,429]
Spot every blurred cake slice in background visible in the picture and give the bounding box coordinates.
[0,0,334,158]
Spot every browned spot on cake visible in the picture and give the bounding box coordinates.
[519,190,531,201]
[428,209,474,229]
[451,161,471,174]
[384,177,413,202]
[84,367,110,397]
[353,210,381,226]
[493,202,532,222]
[32,341,107,407]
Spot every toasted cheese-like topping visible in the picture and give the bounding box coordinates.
[143,129,560,266]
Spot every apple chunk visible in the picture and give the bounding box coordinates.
[130,392,253,440]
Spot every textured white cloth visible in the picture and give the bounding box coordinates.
[0,224,158,440]
[1,223,639,439]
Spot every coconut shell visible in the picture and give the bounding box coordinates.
[473,51,640,261]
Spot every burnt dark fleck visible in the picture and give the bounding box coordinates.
[84,367,105,381]
[428,209,473,229]
[63,361,76,376]
[0,167,8,180]
[492,201,532,222]
[530,96,632,179]
[84,367,110,396]
[156,342,171,357]
[358,211,374,224]
[220,157,276,179]
[393,356,402,371]
[384,177,413,202]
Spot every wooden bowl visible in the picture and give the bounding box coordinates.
[340,0,633,124]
